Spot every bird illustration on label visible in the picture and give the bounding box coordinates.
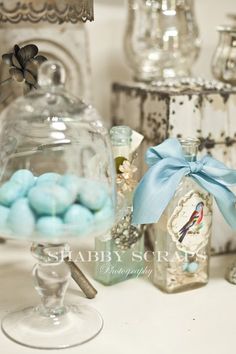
[178,202,204,243]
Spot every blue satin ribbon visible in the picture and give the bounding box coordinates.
[133,138,236,228]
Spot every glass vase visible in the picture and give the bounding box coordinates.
[95,126,145,285]
[212,26,236,86]
[124,0,200,82]
[152,138,213,293]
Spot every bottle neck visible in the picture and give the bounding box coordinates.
[110,126,132,160]
[180,138,199,162]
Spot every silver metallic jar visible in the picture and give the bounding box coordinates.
[212,26,236,85]
[124,0,200,82]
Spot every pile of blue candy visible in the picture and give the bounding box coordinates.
[0,170,113,239]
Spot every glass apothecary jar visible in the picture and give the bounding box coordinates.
[152,139,213,293]
[0,61,116,349]
[212,26,236,85]
[124,0,200,82]
[94,126,145,285]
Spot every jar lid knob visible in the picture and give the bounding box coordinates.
[38,61,66,88]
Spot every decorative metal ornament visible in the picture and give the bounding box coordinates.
[112,212,142,251]
[2,44,47,93]
[0,0,94,24]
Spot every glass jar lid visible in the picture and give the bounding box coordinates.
[0,61,116,243]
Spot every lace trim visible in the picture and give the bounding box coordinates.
[0,0,94,23]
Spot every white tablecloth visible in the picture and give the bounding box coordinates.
[0,240,235,354]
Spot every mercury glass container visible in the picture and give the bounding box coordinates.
[152,138,213,293]
[212,26,236,85]
[124,0,200,82]
[95,126,145,285]
[0,61,116,349]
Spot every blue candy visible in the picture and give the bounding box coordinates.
[64,204,94,234]
[94,198,114,222]
[10,169,35,194]
[187,262,199,273]
[59,175,83,200]
[36,173,61,186]
[28,184,73,216]
[0,180,26,207]
[78,181,108,211]
[36,217,64,237]
[0,205,10,230]
[0,170,36,207]
[8,198,35,237]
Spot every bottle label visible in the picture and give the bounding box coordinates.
[167,191,212,254]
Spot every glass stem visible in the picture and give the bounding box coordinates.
[31,243,71,317]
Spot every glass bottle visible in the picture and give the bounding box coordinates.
[152,138,213,293]
[95,126,145,285]
[212,26,236,85]
[124,0,200,82]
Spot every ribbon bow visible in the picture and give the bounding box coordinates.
[133,138,236,229]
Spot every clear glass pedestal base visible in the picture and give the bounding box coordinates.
[2,304,103,349]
